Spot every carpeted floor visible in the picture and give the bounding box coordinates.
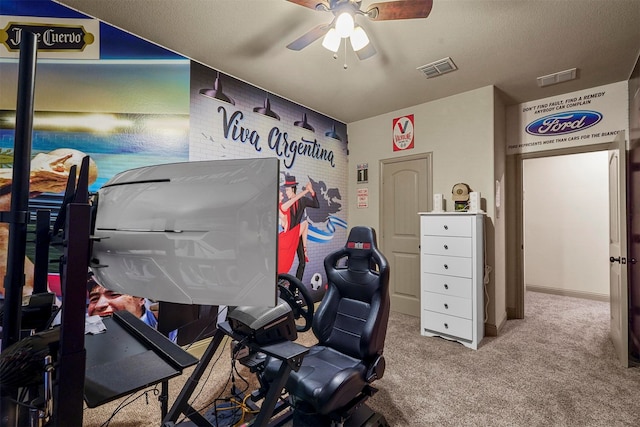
[82,291,640,426]
[365,291,640,426]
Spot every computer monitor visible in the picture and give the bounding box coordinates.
[90,158,279,307]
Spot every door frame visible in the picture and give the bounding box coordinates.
[511,142,613,319]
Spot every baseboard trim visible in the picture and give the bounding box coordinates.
[484,310,507,337]
[506,306,521,320]
[526,285,609,302]
[485,323,497,337]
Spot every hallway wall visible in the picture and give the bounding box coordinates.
[523,151,609,299]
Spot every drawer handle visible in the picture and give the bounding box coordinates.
[443,264,448,270]
[444,303,449,309]
[444,323,449,329]
[444,284,449,290]
[443,225,448,230]
[443,244,448,250]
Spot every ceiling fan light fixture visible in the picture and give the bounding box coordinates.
[335,12,354,38]
[350,26,369,51]
[322,28,341,52]
[287,0,435,60]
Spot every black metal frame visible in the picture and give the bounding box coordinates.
[0,30,38,427]
[162,321,309,427]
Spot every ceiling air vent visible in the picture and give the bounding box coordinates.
[417,57,457,78]
[537,68,577,87]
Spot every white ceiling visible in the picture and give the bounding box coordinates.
[55,0,640,124]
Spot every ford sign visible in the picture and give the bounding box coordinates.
[525,110,602,136]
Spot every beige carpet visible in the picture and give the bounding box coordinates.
[83,292,640,426]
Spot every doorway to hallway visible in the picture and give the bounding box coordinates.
[522,151,609,301]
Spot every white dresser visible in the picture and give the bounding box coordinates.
[418,212,484,350]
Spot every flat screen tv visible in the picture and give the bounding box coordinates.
[90,158,279,307]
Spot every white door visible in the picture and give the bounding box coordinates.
[381,155,431,316]
[609,132,628,367]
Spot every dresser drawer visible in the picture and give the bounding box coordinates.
[421,215,472,237]
[422,254,472,278]
[422,235,472,258]
[422,292,471,319]
[422,273,472,299]
[421,310,473,341]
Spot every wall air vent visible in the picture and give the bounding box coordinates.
[537,68,577,87]
[417,57,457,78]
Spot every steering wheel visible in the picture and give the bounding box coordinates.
[277,273,314,332]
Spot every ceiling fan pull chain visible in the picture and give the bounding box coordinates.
[343,38,348,70]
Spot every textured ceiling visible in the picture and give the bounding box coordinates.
[55,0,640,123]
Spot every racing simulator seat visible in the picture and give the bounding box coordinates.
[262,226,390,426]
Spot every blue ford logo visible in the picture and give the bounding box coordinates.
[525,110,602,136]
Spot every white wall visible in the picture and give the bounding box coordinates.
[523,151,609,299]
[348,86,496,224]
[347,85,507,331]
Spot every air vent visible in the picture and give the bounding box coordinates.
[417,57,457,78]
[537,68,577,87]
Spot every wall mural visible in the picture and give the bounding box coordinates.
[0,0,193,344]
[0,61,190,302]
[190,63,349,300]
[0,1,348,312]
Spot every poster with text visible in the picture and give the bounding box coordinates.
[506,81,628,155]
[393,114,414,151]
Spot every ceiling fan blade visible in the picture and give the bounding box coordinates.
[366,0,433,21]
[286,0,330,11]
[355,42,377,60]
[286,24,330,50]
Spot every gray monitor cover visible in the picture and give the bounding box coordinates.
[91,158,279,307]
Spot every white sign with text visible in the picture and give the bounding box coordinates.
[506,81,628,155]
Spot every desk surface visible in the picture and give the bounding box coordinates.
[84,311,198,408]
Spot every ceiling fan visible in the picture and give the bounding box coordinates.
[286,0,433,60]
